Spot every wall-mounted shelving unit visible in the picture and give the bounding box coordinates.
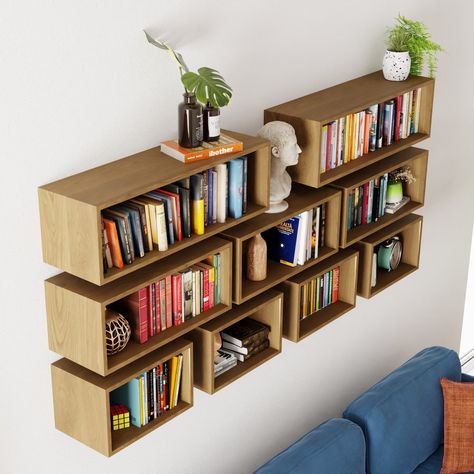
[51,338,193,456]
[355,214,423,299]
[221,184,341,304]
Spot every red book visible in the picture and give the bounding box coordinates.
[165,275,173,329]
[154,282,161,334]
[116,288,148,344]
[326,122,332,172]
[332,266,340,303]
[172,274,183,326]
[362,182,369,225]
[159,279,166,332]
[148,283,155,337]
[196,262,214,309]
[395,95,402,141]
[363,111,371,155]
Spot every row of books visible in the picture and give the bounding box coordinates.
[214,318,271,376]
[112,254,221,344]
[347,173,390,230]
[300,267,340,319]
[110,354,184,428]
[320,87,422,172]
[101,156,248,271]
[263,204,327,267]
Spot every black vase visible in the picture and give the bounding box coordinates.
[178,92,203,148]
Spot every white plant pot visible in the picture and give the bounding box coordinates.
[382,50,411,81]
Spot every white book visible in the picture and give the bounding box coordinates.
[191,270,196,317]
[414,88,422,133]
[155,203,169,251]
[222,340,249,355]
[314,206,320,259]
[337,117,345,166]
[306,208,313,261]
[401,92,409,139]
[330,121,338,169]
[212,169,218,224]
[371,252,377,287]
[216,163,227,224]
[296,211,308,265]
[320,125,328,172]
[353,113,360,159]
[358,111,365,157]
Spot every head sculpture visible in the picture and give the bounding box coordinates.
[257,121,302,213]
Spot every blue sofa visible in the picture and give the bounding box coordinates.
[255,346,474,473]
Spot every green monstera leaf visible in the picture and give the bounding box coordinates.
[181,67,232,108]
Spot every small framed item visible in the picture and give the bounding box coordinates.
[377,236,402,272]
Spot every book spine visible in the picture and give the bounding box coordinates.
[326,122,332,170]
[156,204,169,251]
[155,281,161,334]
[368,104,378,152]
[332,266,339,303]
[138,288,148,343]
[148,284,154,337]
[203,170,208,227]
[343,115,351,164]
[165,275,173,329]
[363,111,371,155]
[172,274,183,326]
[367,179,374,224]
[320,125,328,172]
[216,164,227,223]
[208,267,215,309]
[395,95,402,141]
[414,88,421,133]
[228,158,244,219]
[358,111,365,157]
[330,120,338,169]
[362,182,369,225]
[190,174,205,235]
[376,102,384,148]
[202,267,210,312]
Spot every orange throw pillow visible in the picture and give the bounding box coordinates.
[440,378,474,474]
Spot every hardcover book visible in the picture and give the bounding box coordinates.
[221,318,270,348]
[228,158,244,219]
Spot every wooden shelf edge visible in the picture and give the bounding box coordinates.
[362,263,419,299]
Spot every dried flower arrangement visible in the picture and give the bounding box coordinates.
[389,166,416,184]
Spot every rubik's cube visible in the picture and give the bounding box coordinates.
[110,404,130,430]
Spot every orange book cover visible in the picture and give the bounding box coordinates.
[103,218,124,268]
[160,133,243,163]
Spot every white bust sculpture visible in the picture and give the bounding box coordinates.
[257,121,302,213]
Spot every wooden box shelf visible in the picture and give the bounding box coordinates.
[278,249,358,342]
[264,71,434,188]
[355,213,423,299]
[38,130,270,286]
[45,237,232,376]
[330,146,428,248]
[186,290,283,394]
[51,338,193,457]
[221,183,341,304]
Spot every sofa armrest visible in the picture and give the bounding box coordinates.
[462,373,474,382]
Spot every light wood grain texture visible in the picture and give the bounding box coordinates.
[330,147,428,248]
[278,249,358,342]
[51,339,193,456]
[264,70,434,187]
[186,290,283,394]
[221,184,341,303]
[38,130,270,285]
[45,237,231,376]
[355,213,423,298]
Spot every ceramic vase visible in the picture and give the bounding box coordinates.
[382,50,411,81]
[247,233,267,281]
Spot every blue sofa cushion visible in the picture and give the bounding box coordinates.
[412,445,474,474]
[254,418,365,474]
[343,346,461,474]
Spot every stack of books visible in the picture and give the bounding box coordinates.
[110,354,184,428]
[219,318,270,363]
[214,349,238,377]
[111,253,221,344]
[101,157,248,271]
[320,87,422,172]
[263,204,326,267]
[300,267,340,319]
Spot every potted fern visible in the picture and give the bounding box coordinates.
[383,15,443,81]
[144,31,232,147]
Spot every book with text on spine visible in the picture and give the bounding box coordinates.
[160,133,244,163]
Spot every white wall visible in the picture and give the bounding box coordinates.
[461,223,474,356]
[1,1,473,473]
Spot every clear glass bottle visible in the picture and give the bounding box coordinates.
[203,101,221,142]
[178,92,203,148]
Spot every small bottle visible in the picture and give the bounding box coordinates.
[178,92,203,148]
[203,101,220,142]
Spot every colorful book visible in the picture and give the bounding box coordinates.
[228,158,244,219]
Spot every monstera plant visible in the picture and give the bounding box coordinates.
[144,31,232,108]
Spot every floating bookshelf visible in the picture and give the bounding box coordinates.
[278,249,358,342]
[355,214,423,299]
[330,146,427,248]
[51,339,193,457]
[45,237,232,376]
[186,290,282,394]
[39,130,270,286]
[221,183,341,304]
[264,71,434,188]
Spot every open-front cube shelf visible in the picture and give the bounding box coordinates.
[38,130,270,286]
[45,237,232,376]
[264,71,434,188]
[220,183,341,304]
[51,338,193,457]
[186,290,283,394]
[355,213,423,299]
[278,249,358,342]
[330,146,427,248]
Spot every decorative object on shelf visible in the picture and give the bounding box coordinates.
[377,236,402,272]
[214,332,222,357]
[105,310,131,355]
[110,404,130,431]
[257,121,302,213]
[384,14,442,81]
[144,32,231,147]
[247,233,267,281]
[386,166,416,204]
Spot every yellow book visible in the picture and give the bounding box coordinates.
[345,114,352,163]
[352,113,359,160]
[169,356,178,409]
[191,174,205,235]
[174,354,184,407]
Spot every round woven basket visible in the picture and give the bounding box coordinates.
[105,310,131,355]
